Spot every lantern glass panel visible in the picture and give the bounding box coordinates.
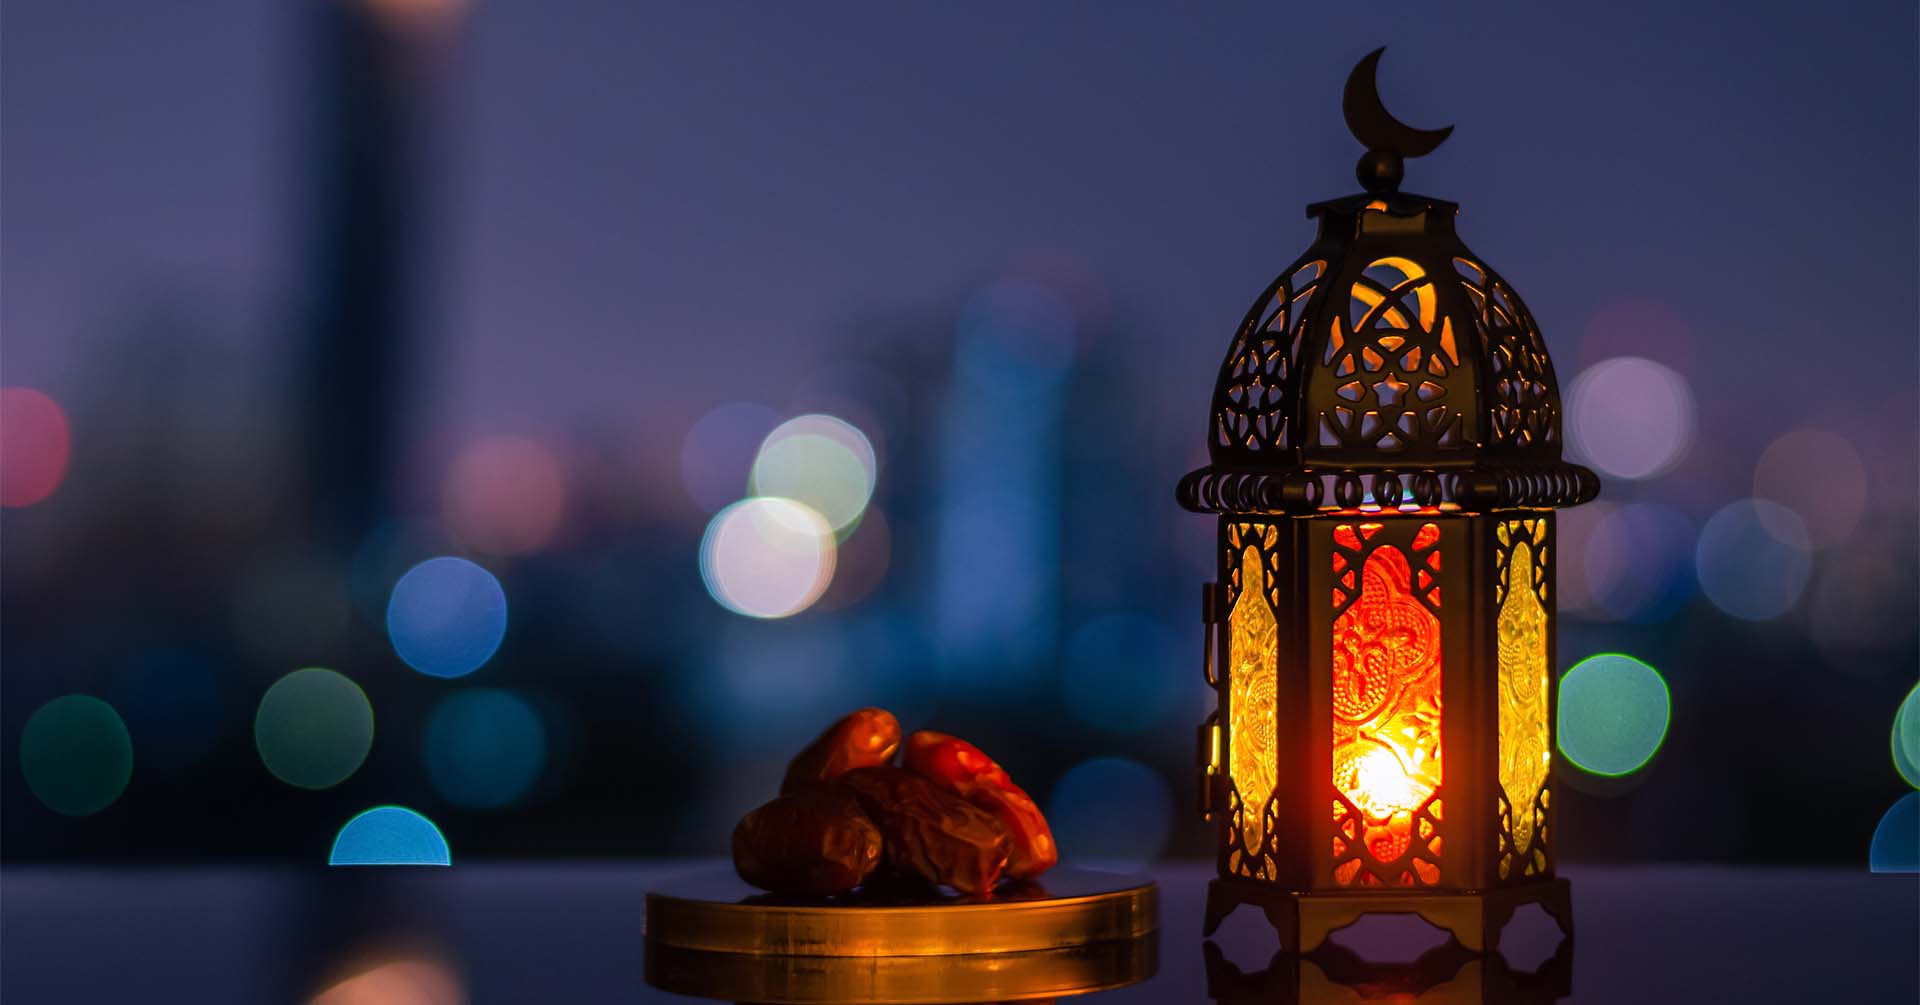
[1226,529,1280,879]
[1329,521,1444,887]
[1497,517,1553,879]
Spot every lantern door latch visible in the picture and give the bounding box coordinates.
[1200,582,1222,687]
[1197,713,1220,822]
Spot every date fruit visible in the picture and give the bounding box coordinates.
[904,730,1057,880]
[732,787,883,896]
[781,707,902,794]
[834,766,1010,895]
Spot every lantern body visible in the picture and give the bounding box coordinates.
[1181,193,1594,951]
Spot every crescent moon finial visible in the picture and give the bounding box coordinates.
[1342,47,1453,193]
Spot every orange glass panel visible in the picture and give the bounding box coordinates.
[1227,545,1279,876]
[1331,542,1443,886]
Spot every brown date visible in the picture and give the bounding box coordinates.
[904,730,1057,880]
[732,787,883,896]
[834,766,1010,895]
[781,707,902,794]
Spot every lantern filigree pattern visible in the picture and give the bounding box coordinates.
[1227,543,1280,878]
[1495,518,1553,879]
[1456,259,1558,450]
[1330,522,1444,887]
[1187,51,1590,951]
[1214,260,1323,455]
[1319,255,1468,454]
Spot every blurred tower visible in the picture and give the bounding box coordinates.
[931,279,1076,688]
[282,3,463,998]
[295,0,457,546]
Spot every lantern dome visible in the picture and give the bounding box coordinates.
[1178,59,1598,517]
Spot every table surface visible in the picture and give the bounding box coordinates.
[2,862,1914,1004]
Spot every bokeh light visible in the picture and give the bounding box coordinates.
[425,688,547,810]
[254,668,375,790]
[1557,654,1671,777]
[443,436,567,556]
[1894,683,1920,790]
[350,519,458,626]
[1045,756,1172,872]
[387,557,509,678]
[1806,555,1918,669]
[1868,793,1917,873]
[1060,613,1188,733]
[1566,357,1695,480]
[789,360,908,464]
[19,695,133,815]
[311,954,465,1005]
[0,387,73,507]
[1695,499,1812,621]
[749,414,877,532]
[329,806,452,866]
[699,497,836,618]
[681,402,780,513]
[1581,503,1697,623]
[1752,429,1867,549]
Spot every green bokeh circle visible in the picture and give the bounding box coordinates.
[254,668,374,790]
[1557,653,1671,777]
[1893,682,1920,790]
[20,695,133,815]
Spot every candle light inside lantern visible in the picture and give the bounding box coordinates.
[1351,744,1426,819]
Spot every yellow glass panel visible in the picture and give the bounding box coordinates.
[1331,544,1442,885]
[1228,545,1278,873]
[1497,530,1551,877]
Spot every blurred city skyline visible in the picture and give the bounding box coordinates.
[2,0,1916,865]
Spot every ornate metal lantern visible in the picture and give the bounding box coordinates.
[1179,49,1597,952]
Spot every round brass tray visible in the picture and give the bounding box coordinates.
[645,936,1158,1004]
[644,867,1158,957]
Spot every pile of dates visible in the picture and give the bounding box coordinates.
[732,707,1056,897]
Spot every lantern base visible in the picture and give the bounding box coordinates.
[1202,877,1571,954]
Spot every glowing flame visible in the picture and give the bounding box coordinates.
[1351,744,1424,819]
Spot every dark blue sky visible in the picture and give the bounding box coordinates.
[4,0,1915,461]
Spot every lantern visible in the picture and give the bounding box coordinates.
[1179,49,1596,953]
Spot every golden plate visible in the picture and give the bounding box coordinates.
[645,935,1158,1004]
[644,867,1158,956]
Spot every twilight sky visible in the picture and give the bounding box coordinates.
[4,0,1915,461]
